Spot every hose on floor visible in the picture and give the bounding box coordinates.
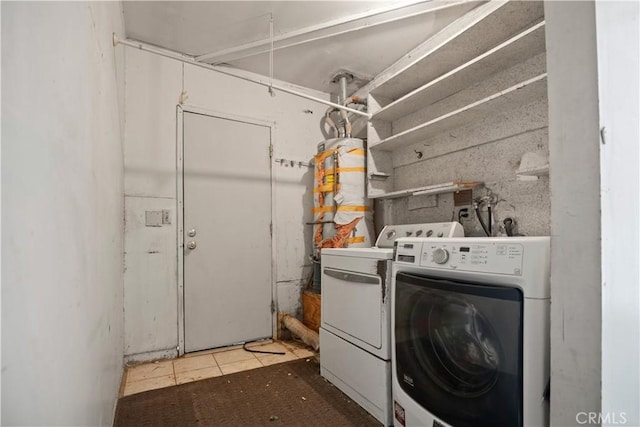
[242,339,285,355]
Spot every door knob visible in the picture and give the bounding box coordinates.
[187,228,196,237]
[187,241,197,250]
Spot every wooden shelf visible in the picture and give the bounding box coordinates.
[373,22,546,122]
[369,1,544,102]
[370,181,482,200]
[370,74,547,152]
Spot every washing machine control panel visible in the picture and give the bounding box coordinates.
[431,247,450,264]
[395,238,525,276]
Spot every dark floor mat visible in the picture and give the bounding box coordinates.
[114,358,382,426]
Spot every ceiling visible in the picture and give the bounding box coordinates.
[123,1,481,95]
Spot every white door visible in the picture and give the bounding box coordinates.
[183,112,273,352]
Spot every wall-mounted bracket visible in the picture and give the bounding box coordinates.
[275,158,314,168]
[516,151,549,180]
[369,172,391,181]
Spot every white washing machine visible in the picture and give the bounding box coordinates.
[320,222,464,426]
[391,237,550,427]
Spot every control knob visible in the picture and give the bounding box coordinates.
[432,247,449,264]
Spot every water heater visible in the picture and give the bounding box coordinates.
[312,137,373,252]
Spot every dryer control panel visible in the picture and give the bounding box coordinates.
[375,222,463,248]
[395,238,524,276]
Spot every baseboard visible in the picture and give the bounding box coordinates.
[124,347,178,365]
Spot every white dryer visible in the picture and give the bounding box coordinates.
[391,237,550,427]
[320,223,463,426]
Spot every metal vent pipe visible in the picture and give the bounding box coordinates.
[331,72,353,105]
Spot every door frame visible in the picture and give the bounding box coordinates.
[176,104,277,356]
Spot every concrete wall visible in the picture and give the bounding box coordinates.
[123,48,327,361]
[383,54,550,237]
[1,2,126,425]
[545,2,602,425]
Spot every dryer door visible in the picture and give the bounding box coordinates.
[322,267,383,349]
[394,272,523,427]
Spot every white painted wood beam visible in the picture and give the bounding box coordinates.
[353,0,508,98]
[195,0,474,64]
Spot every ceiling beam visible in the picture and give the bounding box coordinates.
[195,0,475,64]
[353,0,506,98]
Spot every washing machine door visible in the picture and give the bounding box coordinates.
[394,272,523,427]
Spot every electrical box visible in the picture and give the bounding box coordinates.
[145,211,163,227]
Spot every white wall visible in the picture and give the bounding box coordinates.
[1,2,126,425]
[596,1,640,425]
[123,48,182,361]
[123,48,327,361]
[545,2,602,425]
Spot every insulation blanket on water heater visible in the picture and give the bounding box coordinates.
[313,137,373,249]
[333,144,366,226]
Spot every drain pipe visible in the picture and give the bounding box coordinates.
[280,313,319,351]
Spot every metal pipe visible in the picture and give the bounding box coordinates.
[113,34,371,119]
[339,75,348,106]
[324,109,339,138]
[339,76,351,137]
[269,14,275,96]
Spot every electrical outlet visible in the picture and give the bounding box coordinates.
[454,206,472,223]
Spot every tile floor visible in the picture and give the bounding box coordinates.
[122,340,317,397]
